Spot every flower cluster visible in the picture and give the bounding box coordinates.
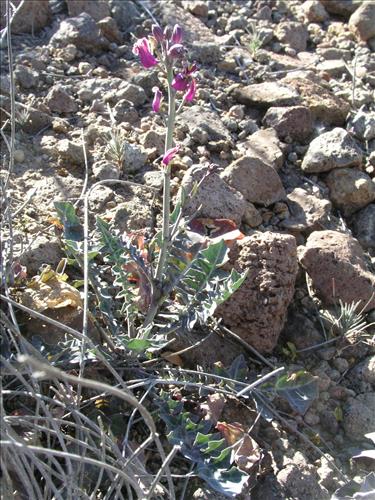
[132,24,198,108]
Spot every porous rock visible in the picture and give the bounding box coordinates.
[281,77,350,125]
[232,82,300,108]
[302,0,329,22]
[321,0,359,18]
[49,13,108,52]
[178,105,232,143]
[217,232,298,353]
[350,204,375,250]
[263,106,313,142]
[19,236,63,275]
[239,128,284,170]
[325,168,375,216]
[277,460,329,499]
[221,156,286,206]
[180,165,247,225]
[301,128,362,173]
[275,21,309,52]
[281,187,332,233]
[0,0,51,34]
[45,85,78,114]
[349,1,375,41]
[343,392,375,440]
[66,0,111,21]
[298,230,375,311]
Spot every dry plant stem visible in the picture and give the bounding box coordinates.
[146,445,179,500]
[16,355,174,497]
[219,325,275,368]
[4,0,15,192]
[1,441,143,498]
[155,65,176,283]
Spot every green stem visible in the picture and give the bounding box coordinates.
[142,66,176,331]
[155,66,176,282]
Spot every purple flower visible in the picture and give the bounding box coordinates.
[171,24,183,44]
[162,145,180,166]
[152,86,163,112]
[152,24,164,43]
[167,43,185,59]
[172,64,198,101]
[184,78,196,102]
[132,37,158,68]
[172,72,189,91]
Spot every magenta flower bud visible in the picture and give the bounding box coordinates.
[152,86,163,113]
[152,24,164,42]
[167,43,185,59]
[132,37,158,68]
[171,24,183,44]
[162,145,180,166]
[184,78,197,103]
[172,73,189,91]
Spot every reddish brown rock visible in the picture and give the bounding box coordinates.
[0,0,51,33]
[66,0,110,21]
[239,128,285,170]
[349,1,375,41]
[217,233,298,353]
[298,230,375,311]
[275,21,309,52]
[221,156,286,206]
[325,168,375,216]
[281,77,350,125]
[181,165,247,225]
[263,106,314,142]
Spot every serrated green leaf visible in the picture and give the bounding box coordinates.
[54,201,83,241]
[197,464,249,498]
[275,370,319,415]
[202,438,226,455]
[124,339,152,352]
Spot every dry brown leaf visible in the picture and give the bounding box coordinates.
[202,394,226,425]
[20,270,82,312]
[161,351,183,366]
[216,421,261,472]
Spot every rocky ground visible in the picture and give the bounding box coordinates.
[1,0,375,498]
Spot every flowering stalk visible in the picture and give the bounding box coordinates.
[155,65,176,282]
[132,23,197,330]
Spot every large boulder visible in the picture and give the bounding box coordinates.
[217,232,298,353]
[221,156,286,206]
[298,230,375,311]
[301,128,362,173]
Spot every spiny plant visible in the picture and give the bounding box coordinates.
[52,23,249,495]
[320,299,374,341]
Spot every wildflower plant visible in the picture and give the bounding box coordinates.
[48,23,249,496]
